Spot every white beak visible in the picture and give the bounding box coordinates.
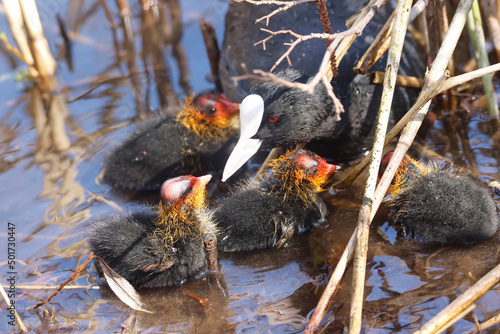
[222,94,265,182]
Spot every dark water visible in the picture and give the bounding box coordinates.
[0,1,499,333]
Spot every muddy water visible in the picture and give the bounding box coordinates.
[0,1,499,333]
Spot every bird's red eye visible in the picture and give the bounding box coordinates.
[269,116,278,123]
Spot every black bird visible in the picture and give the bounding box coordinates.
[215,149,339,252]
[382,152,499,244]
[102,93,239,190]
[219,1,424,181]
[89,175,216,288]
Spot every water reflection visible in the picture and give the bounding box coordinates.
[0,1,499,333]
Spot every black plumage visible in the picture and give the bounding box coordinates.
[89,175,216,288]
[384,154,499,245]
[250,68,344,148]
[102,93,239,190]
[215,149,339,252]
[220,0,425,180]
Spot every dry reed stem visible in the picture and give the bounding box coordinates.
[2,0,36,77]
[306,0,386,100]
[467,312,500,333]
[332,60,500,189]
[0,284,27,332]
[308,1,476,332]
[435,304,477,333]
[304,230,356,333]
[353,0,426,74]
[369,71,424,88]
[253,147,282,183]
[414,262,500,334]
[353,10,394,74]
[19,0,57,89]
[335,0,385,66]
[5,0,71,151]
[481,0,500,61]
[348,1,413,332]
[469,0,499,119]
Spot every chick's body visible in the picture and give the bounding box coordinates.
[386,154,499,244]
[103,94,238,190]
[215,150,338,252]
[89,175,215,288]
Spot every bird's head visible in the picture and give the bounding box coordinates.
[380,152,426,196]
[177,93,239,139]
[268,149,340,203]
[156,174,212,241]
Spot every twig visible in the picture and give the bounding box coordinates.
[232,0,317,26]
[181,288,208,307]
[232,67,311,91]
[255,29,332,70]
[0,33,30,65]
[249,0,385,92]
[3,285,99,290]
[414,262,500,334]
[33,252,94,309]
[204,236,219,272]
[86,190,124,213]
[0,284,27,332]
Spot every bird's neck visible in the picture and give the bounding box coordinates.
[154,198,206,244]
[266,168,321,206]
[388,156,426,196]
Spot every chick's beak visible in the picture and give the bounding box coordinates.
[222,95,265,182]
[326,163,340,175]
[217,94,240,117]
[195,174,212,188]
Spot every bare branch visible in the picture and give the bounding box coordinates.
[232,0,317,25]
[256,28,333,70]
[322,76,344,120]
[231,65,310,91]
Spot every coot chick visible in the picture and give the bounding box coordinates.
[215,149,339,252]
[103,93,239,190]
[89,175,216,288]
[382,152,499,244]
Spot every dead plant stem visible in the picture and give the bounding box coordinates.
[307,1,475,332]
[349,0,413,332]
